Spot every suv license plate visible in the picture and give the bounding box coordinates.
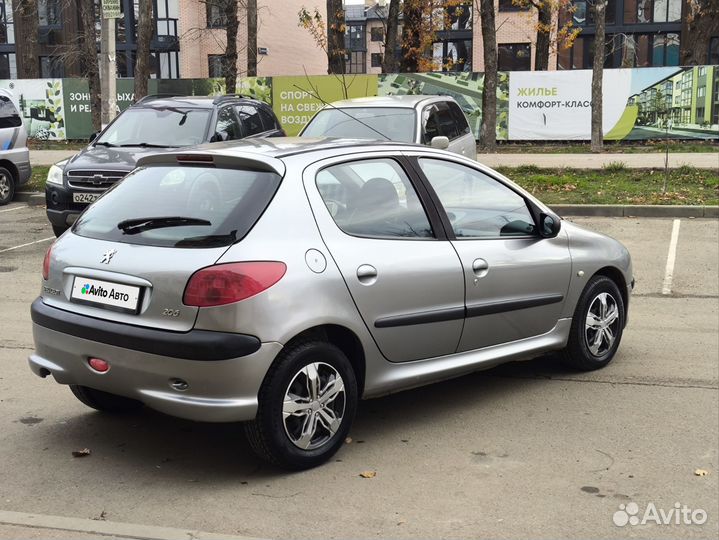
[73,192,101,204]
[70,277,141,313]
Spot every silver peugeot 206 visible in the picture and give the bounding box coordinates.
[30,138,633,469]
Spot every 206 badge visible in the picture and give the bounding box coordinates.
[100,249,117,264]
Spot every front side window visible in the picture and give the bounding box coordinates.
[418,158,536,238]
[316,158,433,239]
[73,166,281,248]
[422,102,459,142]
[96,108,212,147]
[0,94,21,128]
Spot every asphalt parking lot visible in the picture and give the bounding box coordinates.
[0,202,717,539]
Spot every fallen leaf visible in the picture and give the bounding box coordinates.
[72,448,91,458]
[359,471,376,479]
[694,468,709,476]
[344,437,352,444]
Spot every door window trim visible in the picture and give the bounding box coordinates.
[403,153,541,241]
[312,155,449,242]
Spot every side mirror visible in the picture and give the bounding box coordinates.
[210,131,229,143]
[539,212,561,238]
[430,136,449,150]
[88,132,99,143]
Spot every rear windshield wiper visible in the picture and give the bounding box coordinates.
[118,216,211,235]
[116,142,178,148]
[174,230,238,248]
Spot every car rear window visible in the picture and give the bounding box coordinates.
[72,166,281,248]
[301,107,416,143]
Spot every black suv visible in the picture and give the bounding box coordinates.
[45,95,284,236]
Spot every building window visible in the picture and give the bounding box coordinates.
[346,24,365,51]
[370,27,383,42]
[346,51,366,74]
[498,43,531,71]
[623,0,681,23]
[39,55,63,77]
[208,54,224,77]
[445,1,472,30]
[0,0,14,45]
[651,32,679,66]
[0,52,15,79]
[371,52,382,68]
[498,0,530,11]
[38,0,61,27]
[206,1,227,28]
[697,86,706,99]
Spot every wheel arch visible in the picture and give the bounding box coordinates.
[0,159,18,182]
[592,266,629,328]
[282,324,366,396]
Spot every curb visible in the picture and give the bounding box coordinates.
[14,192,45,207]
[0,510,262,540]
[551,204,719,218]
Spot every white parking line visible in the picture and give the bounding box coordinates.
[0,205,27,213]
[0,237,54,254]
[661,219,681,295]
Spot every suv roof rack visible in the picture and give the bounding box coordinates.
[212,94,256,105]
[134,94,182,105]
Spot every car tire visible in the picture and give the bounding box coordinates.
[245,340,358,470]
[52,224,68,237]
[0,166,15,206]
[561,275,625,371]
[69,385,144,413]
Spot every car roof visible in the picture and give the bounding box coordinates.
[131,95,268,109]
[327,95,448,109]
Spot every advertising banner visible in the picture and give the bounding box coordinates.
[0,79,65,140]
[271,75,377,136]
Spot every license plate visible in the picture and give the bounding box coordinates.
[73,192,101,204]
[70,277,141,313]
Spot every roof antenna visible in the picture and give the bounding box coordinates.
[292,84,391,141]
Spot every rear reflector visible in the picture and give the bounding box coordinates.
[183,261,287,307]
[42,244,53,280]
[88,358,110,372]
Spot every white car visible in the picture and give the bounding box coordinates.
[300,95,476,157]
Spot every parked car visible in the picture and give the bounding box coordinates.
[45,94,284,236]
[30,138,633,470]
[0,90,32,205]
[300,95,476,157]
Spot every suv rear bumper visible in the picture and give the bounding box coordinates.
[29,299,281,422]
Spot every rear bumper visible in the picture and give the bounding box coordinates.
[29,300,282,422]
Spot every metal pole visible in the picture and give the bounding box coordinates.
[100,10,117,127]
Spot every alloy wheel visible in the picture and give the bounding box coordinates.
[584,292,620,356]
[0,173,10,200]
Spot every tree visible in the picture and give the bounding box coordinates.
[326,0,346,74]
[298,5,347,76]
[590,0,605,153]
[400,0,423,72]
[13,0,40,78]
[680,0,719,65]
[382,0,401,73]
[134,0,154,101]
[78,0,101,131]
[247,0,258,76]
[477,0,497,151]
[223,0,240,92]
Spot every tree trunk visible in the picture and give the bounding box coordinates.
[326,0,345,74]
[78,0,101,131]
[134,0,154,101]
[479,0,497,151]
[680,0,719,65]
[224,0,239,93]
[400,0,422,73]
[382,0,400,73]
[13,0,40,78]
[534,3,552,71]
[247,0,258,76]
[590,0,605,153]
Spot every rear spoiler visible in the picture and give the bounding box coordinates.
[136,151,286,177]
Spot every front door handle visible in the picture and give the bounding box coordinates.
[357,264,378,285]
[472,258,489,278]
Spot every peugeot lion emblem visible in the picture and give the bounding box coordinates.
[100,249,117,264]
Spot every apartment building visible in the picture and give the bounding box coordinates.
[0,0,326,80]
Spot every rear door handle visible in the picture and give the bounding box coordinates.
[357,264,378,285]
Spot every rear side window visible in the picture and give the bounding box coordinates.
[0,96,22,129]
[316,158,433,239]
[236,105,264,136]
[73,166,281,248]
[257,107,277,131]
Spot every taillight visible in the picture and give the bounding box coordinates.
[42,244,53,280]
[183,262,287,307]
